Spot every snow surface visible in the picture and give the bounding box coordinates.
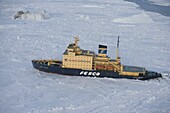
[112,12,154,23]
[0,0,170,113]
[149,0,170,6]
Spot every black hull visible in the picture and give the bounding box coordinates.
[32,60,162,80]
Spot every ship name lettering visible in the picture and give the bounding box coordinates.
[80,71,100,76]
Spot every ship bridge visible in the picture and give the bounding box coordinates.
[62,37,96,70]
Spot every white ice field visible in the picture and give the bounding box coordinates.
[0,0,170,113]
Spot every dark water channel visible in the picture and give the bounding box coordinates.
[124,0,170,17]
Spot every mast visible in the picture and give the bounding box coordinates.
[116,36,120,60]
[74,36,79,47]
[74,36,82,54]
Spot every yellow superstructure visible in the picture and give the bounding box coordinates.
[62,37,95,70]
[62,37,146,77]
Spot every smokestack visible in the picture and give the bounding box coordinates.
[98,45,107,57]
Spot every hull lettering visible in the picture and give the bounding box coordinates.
[80,71,100,76]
